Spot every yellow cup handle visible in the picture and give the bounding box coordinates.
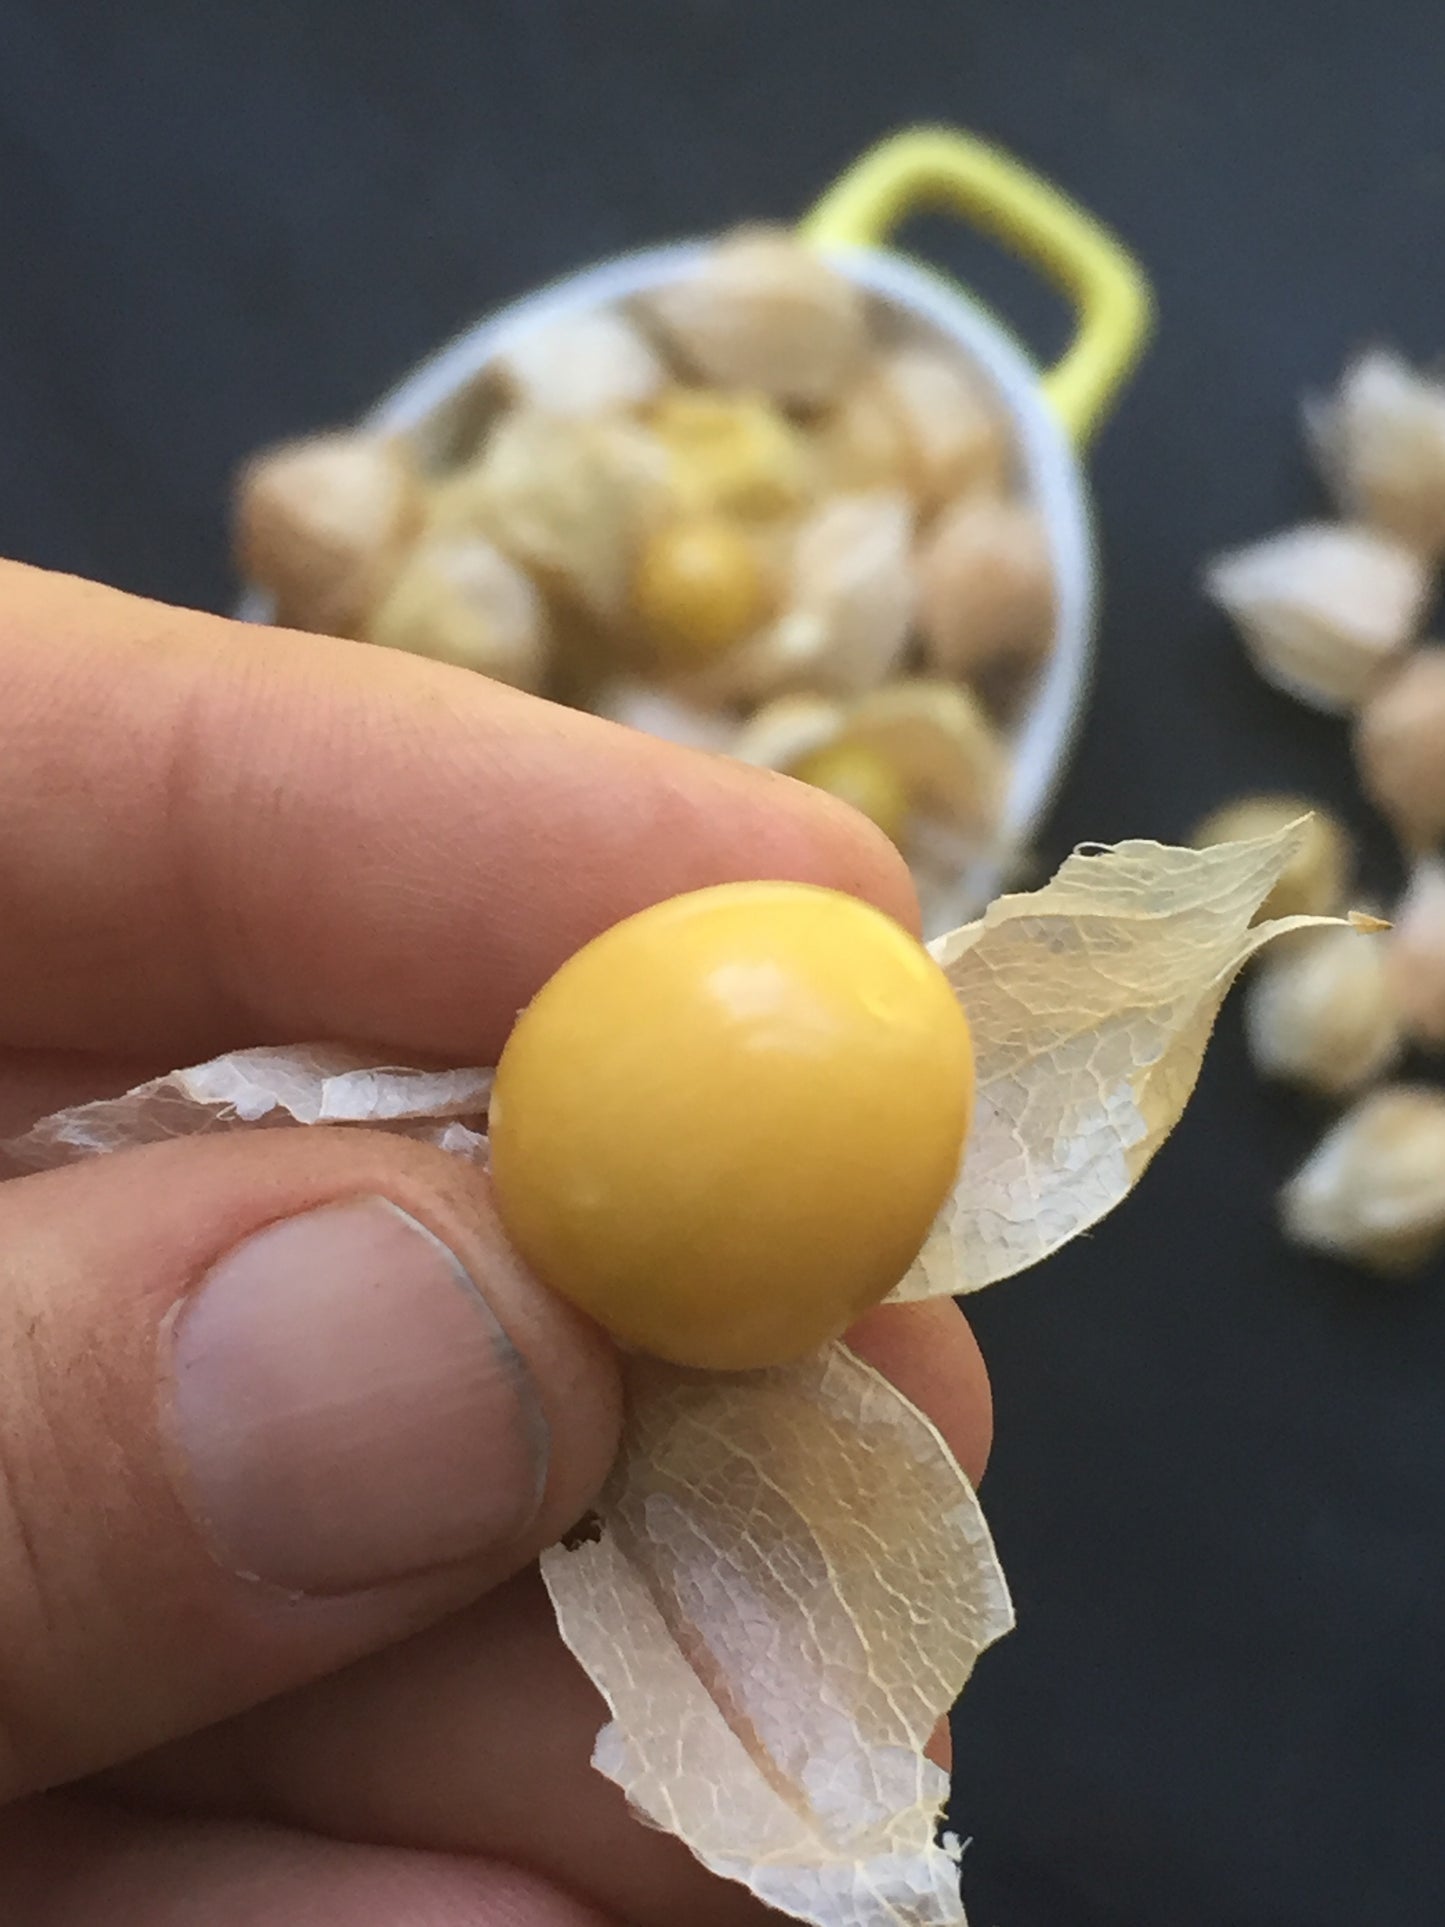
[799,127,1154,447]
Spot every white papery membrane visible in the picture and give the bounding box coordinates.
[6,1046,492,1171]
[4,829,1339,1927]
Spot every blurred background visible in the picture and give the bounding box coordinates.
[2,3,1444,1922]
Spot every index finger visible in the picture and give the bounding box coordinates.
[0,561,917,1060]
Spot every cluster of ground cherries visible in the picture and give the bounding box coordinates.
[488,881,975,1370]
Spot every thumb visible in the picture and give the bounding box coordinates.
[0,1126,621,1799]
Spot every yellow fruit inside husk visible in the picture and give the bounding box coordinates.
[790,740,911,844]
[632,517,768,665]
[488,882,973,1369]
[648,388,814,520]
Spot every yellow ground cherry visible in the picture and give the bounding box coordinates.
[649,388,813,520]
[487,882,973,1370]
[789,740,912,846]
[632,516,767,666]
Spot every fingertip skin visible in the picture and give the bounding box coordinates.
[0,559,921,1057]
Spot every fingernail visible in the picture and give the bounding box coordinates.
[162,1198,548,1594]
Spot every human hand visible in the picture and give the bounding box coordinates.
[0,559,992,1925]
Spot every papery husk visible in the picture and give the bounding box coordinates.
[877,347,1012,512]
[730,684,1007,939]
[366,534,551,690]
[1354,645,1445,850]
[815,369,915,495]
[1203,522,1429,713]
[541,1347,1011,1927]
[234,431,424,637]
[1306,348,1445,557]
[731,693,848,772]
[731,682,1004,841]
[1190,794,1351,922]
[836,681,1005,839]
[1281,1084,1445,1273]
[895,825,1348,1301]
[1244,920,1402,1098]
[644,226,869,409]
[592,679,740,755]
[2,828,1345,1927]
[916,498,1055,686]
[1387,855,1445,1048]
[492,308,668,419]
[433,411,673,623]
[684,491,916,707]
[4,1045,492,1170]
[773,486,916,697]
[817,348,1011,515]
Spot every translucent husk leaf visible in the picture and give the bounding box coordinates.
[4,1044,491,1169]
[1190,793,1351,921]
[541,1347,1011,1927]
[1,827,1342,1927]
[892,825,1344,1301]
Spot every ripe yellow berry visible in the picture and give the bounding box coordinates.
[632,517,768,665]
[789,741,911,845]
[488,883,973,1370]
[649,387,814,519]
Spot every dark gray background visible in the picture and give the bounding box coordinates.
[2,4,1444,1923]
